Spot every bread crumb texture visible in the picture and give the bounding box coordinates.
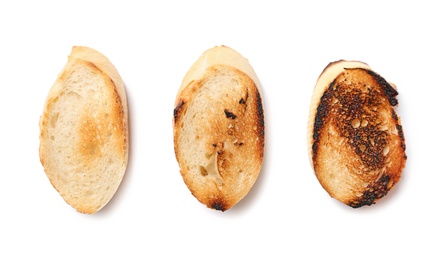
[311,67,406,208]
[40,47,127,214]
[174,65,264,211]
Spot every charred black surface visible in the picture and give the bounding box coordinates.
[365,69,399,106]
[255,90,265,140]
[312,82,334,161]
[312,67,406,208]
[240,89,249,105]
[337,89,388,170]
[173,100,185,122]
[211,200,228,212]
[224,109,237,119]
[397,124,406,155]
[350,175,391,208]
[313,71,395,171]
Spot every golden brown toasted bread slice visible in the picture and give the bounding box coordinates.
[173,46,264,211]
[39,46,128,214]
[307,60,406,208]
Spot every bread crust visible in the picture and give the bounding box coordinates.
[173,46,264,211]
[39,46,128,214]
[308,60,406,208]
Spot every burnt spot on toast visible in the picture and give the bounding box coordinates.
[224,109,237,119]
[365,70,398,106]
[255,89,265,143]
[312,82,334,160]
[239,89,249,105]
[313,68,401,171]
[174,64,265,212]
[350,175,391,208]
[312,67,406,208]
[209,197,230,212]
[173,100,185,123]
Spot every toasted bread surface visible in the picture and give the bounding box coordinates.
[39,46,128,214]
[308,60,406,208]
[173,46,264,211]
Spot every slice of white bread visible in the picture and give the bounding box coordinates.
[173,46,264,211]
[307,60,406,208]
[39,46,128,214]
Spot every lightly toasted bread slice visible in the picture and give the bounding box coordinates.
[39,46,128,214]
[173,46,264,211]
[307,60,406,208]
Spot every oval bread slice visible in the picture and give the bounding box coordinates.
[173,46,265,211]
[39,46,128,214]
[307,60,406,208]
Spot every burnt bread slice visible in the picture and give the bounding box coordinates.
[307,60,406,208]
[173,46,264,211]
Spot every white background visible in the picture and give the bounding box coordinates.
[1,1,446,259]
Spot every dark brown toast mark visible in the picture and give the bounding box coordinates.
[312,67,406,207]
[313,68,401,169]
[365,70,398,106]
[350,174,391,208]
[312,83,333,161]
[224,109,237,119]
[255,90,265,142]
[173,100,185,123]
[210,198,229,212]
[174,64,264,211]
